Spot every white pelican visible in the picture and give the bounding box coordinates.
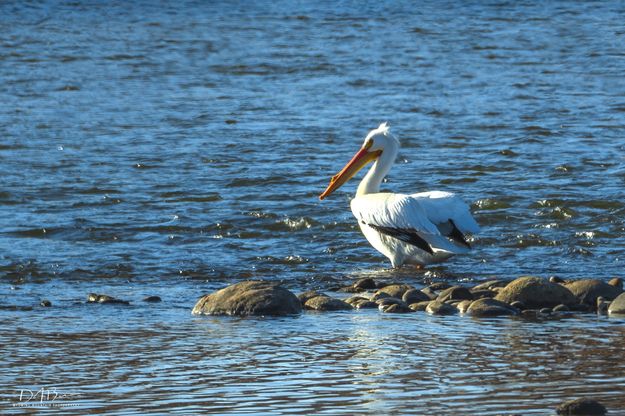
[319,122,480,268]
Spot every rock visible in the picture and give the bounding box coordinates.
[192,280,302,316]
[470,289,496,299]
[345,295,369,306]
[40,299,52,307]
[607,292,625,315]
[495,276,578,309]
[143,296,161,303]
[402,289,430,304]
[540,308,552,314]
[597,297,610,315]
[467,298,519,317]
[381,303,413,313]
[370,291,391,302]
[88,293,130,305]
[569,303,592,312]
[354,277,377,290]
[426,301,457,315]
[420,286,439,300]
[564,279,622,308]
[338,285,361,293]
[550,276,566,284]
[298,290,325,304]
[456,300,472,313]
[355,300,378,309]
[376,297,407,308]
[556,398,607,415]
[428,282,452,291]
[510,301,526,310]
[553,304,570,313]
[608,277,623,290]
[472,280,509,290]
[437,286,473,302]
[410,301,431,311]
[305,296,352,311]
[376,284,414,299]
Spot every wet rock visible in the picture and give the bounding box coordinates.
[540,308,552,314]
[553,304,570,313]
[608,277,623,290]
[521,309,540,318]
[40,299,52,307]
[338,285,362,293]
[143,296,161,303]
[428,282,452,291]
[298,290,326,304]
[87,293,130,305]
[305,296,352,311]
[381,303,413,313]
[410,301,431,312]
[470,289,496,299]
[426,301,457,315]
[376,284,414,299]
[376,297,407,308]
[345,295,369,306]
[472,280,509,290]
[355,300,378,309]
[420,286,439,300]
[607,292,625,315]
[354,277,377,290]
[564,279,622,308]
[192,280,302,316]
[495,276,577,309]
[597,297,610,315]
[370,291,391,302]
[402,289,430,304]
[467,298,519,317]
[556,398,607,415]
[456,300,472,313]
[510,301,526,310]
[550,276,566,284]
[437,286,473,302]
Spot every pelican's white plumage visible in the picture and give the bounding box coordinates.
[320,123,480,268]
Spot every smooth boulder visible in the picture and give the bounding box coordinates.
[495,276,577,309]
[467,298,519,317]
[192,281,302,316]
[608,292,625,315]
[305,296,352,311]
[565,279,622,307]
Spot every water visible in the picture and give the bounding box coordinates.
[1,0,625,414]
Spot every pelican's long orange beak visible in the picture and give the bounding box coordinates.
[319,146,382,200]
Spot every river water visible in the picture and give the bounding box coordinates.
[1,0,625,414]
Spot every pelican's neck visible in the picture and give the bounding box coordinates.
[356,142,398,197]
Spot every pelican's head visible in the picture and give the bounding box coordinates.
[319,122,396,200]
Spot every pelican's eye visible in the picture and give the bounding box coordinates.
[364,139,373,150]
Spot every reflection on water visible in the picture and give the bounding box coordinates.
[2,299,625,414]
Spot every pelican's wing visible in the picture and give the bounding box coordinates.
[410,191,480,246]
[351,192,479,254]
[351,193,461,254]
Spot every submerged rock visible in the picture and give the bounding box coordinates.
[608,292,625,315]
[305,296,352,311]
[87,293,130,305]
[192,280,301,316]
[467,298,519,317]
[143,295,162,303]
[40,299,52,307]
[495,276,577,309]
[426,301,457,315]
[556,398,607,415]
[564,279,622,308]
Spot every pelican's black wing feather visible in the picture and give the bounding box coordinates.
[366,223,434,255]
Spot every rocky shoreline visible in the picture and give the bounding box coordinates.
[192,276,625,319]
